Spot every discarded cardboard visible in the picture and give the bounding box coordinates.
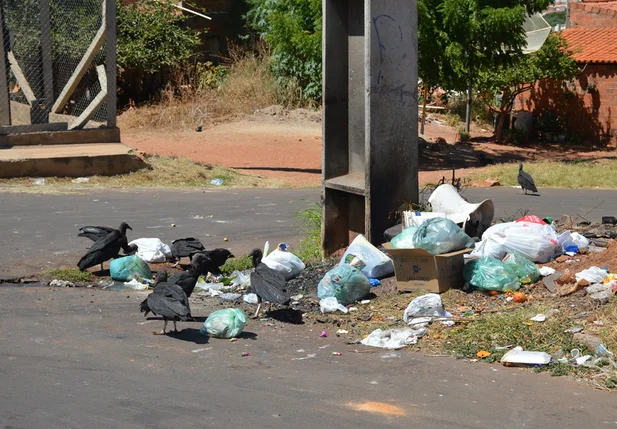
[383,243,471,293]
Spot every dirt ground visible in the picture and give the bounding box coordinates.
[121,107,617,187]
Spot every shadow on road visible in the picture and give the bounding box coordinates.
[169,328,210,344]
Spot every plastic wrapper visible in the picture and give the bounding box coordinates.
[403,293,446,324]
[413,218,474,255]
[361,328,427,349]
[340,235,393,278]
[463,257,520,292]
[319,297,348,313]
[128,238,172,263]
[575,267,608,284]
[502,251,540,284]
[109,255,152,282]
[318,264,371,305]
[200,308,247,338]
[263,247,305,281]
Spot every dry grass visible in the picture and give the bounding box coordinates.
[472,159,617,189]
[596,299,617,352]
[118,45,307,131]
[0,154,283,191]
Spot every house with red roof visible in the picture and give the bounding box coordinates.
[518,1,617,145]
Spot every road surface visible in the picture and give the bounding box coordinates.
[0,285,615,429]
[1,187,616,280]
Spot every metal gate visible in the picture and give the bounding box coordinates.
[0,0,116,133]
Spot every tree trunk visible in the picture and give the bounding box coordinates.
[495,111,506,142]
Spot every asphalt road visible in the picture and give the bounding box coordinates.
[1,286,616,429]
[2,186,617,279]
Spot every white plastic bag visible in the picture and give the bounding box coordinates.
[571,232,590,249]
[403,293,446,324]
[404,212,447,227]
[319,297,348,314]
[262,246,305,281]
[243,293,259,304]
[340,235,394,279]
[361,328,427,349]
[128,238,172,263]
[500,346,551,365]
[471,221,558,263]
[575,267,608,284]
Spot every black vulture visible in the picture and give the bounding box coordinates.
[195,248,235,275]
[171,237,205,262]
[78,225,115,242]
[77,222,135,272]
[248,248,290,317]
[168,253,208,298]
[140,270,192,335]
[518,163,538,195]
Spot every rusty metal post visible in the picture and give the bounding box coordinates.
[322,0,418,255]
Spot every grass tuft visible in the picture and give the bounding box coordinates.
[471,160,617,189]
[43,268,93,283]
[220,255,254,276]
[294,202,323,265]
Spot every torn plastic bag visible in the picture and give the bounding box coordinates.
[128,238,172,263]
[109,255,152,282]
[463,257,520,292]
[361,328,427,349]
[340,234,393,278]
[575,267,608,284]
[262,243,305,280]
[318,264,371,305]
[502,251,540,284]
[319,297,348,313]
[403,293,446,324]
[200,308,247,338]
[391,226,418,249]
[413,217,474,255]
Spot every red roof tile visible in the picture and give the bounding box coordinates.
[560,28,617,63]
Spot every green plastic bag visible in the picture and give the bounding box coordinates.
[318,264,371,305]
[391,226,418,249]
[109,255,151,281]
[413,218,474,255]
[502,251,540,284]
[201,308,247,338]
[463,257,520,292]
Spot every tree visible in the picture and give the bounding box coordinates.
[246,0,322,102]
[476,34,578,141]
[116,0,201,73]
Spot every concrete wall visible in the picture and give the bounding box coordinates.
[517,63,617,145]
[568,2,617,28]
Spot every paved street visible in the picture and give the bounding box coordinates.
[1,285,616,429]
[2,187,617,279]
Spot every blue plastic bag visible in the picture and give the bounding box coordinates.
[201,308,247,338]
[109,255,152,282]
[318,264,371,305]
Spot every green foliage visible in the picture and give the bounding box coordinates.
[246,0,322,102]
[116,0,201,73]
[543,11,566,27]
[44,268,93,283]
[220,256,254,276]
[294,202,323,265]
[196,62,229,90]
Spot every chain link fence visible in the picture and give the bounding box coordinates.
[0,0,113,132]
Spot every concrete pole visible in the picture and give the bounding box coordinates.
[322,0,418,255]
[0,3,10,126]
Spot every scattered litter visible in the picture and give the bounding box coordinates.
[477,350,491,358]
[201,308,247,338]
[229,338,238,342]
[349,307,358,312]
[320,297,348,313]
[210,178,224,186]
[380,352,401,359]
[360,300,371,305]
[220,293,241,301]
[575,267,608,284]
[49,279,74,288]
[170,223,176,227]
[123,279,150,290]
[243,293,259,304]
[539,266,556,276]
[336,329,349,335]
[33,178,46,185]
[71,177,90,184]
[192,347,212,353]
[369,278,381,287]
[403,293,448,324]
[320,331,328,338]
[331,352,342,356]
[290,294,303,301]
[340,234,394,278]
[530,314,546,322]
[500,347,551,366]
[241,352,250,357]
[361,328,427,349]
[292,354,316,361]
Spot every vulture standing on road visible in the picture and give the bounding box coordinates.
[171,237,205,263]
[517,163,538,195]
[168,253,208,298]
[140,270,192,335]
[77,222,135,272]
[248,248,290,317]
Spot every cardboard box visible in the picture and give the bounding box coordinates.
[382,243,471,293]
